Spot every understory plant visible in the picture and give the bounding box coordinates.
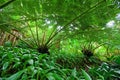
[89,62,120,80]
[81,42,103,57]
[55,53,84,70]
[0,46,93,80]
[1,46,120,80]
[80,42,102,65]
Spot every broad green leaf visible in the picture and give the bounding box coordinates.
[27,59,34,65]
[114,56,120,65]
[81,69,92,80]
[22,54,31,59]
[6,69,26,80]
[46,73,63,80]
[2,62,9,70]
[13,62,21,68]
[71,68,77,77]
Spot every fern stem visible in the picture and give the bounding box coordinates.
[45,0,105,46]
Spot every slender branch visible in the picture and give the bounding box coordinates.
[35,20,41,47]
[45,27,57,46]
[41,31,46,46]
[0,0,16,9]
[27,22,38,46]
[48,28,107,48]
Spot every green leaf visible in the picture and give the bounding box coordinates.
[81,69,92,80]
[6,69,26,80]
[22,54,31,59]
[13,62,21,68]
[27,66,35,72]
[27,59,34,65]
[71,68,77,77]
[38,54,47,60]
[2,62,9,70]
[4,41,12,47]
[114,56,120,65]
[46,73,63,80]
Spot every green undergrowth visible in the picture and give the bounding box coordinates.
[0,46,120,80]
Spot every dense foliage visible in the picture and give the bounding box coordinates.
[0,47,120,80]
[0,0,120,80]
[1,0,120,48]
[0,47,91,80]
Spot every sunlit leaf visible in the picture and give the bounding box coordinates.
[2,62,9,70]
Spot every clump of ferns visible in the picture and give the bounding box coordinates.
[81,42,101,58]
[15,20,60,55]
[26,30,56,55]
[7,20,63,55]
[81,42,103,65]
[81,42,95,57]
